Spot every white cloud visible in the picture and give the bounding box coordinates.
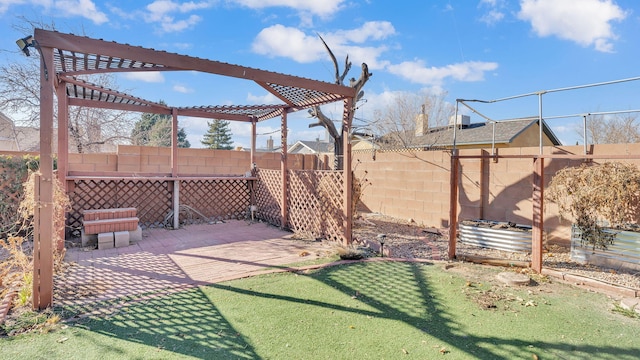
[121,72,165,83]
[387,60,498,86]
[57,0,108,24]
[247,92,280,104]
[143,0,212,33]
[173,84,193,93]
[252,21,395,68]
[479,9,504,25]
[252,25,324,63]
[517,0,627,52]
[233,0,345,18]
[0,0,108,24]
[478,0,506,26]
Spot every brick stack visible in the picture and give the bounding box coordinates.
[81,208,141,249]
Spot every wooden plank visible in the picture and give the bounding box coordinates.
[280,112,288,228]
[35,29,356,98]
[32,174,41,310]
[171,109,178,178]
[35,45,55,309]
[343,98,353,245]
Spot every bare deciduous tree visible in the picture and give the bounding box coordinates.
[0,21,135,153]
[372,90,455,149]
[308,35,372,170]
[580,113,640,145]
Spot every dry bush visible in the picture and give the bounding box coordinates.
[546,162,640,249]
[1,171,71,311]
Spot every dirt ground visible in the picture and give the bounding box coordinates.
[352,212,640,292]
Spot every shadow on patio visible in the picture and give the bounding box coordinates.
[55,220,334,313]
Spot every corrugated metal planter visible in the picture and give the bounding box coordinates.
[459,220,532,253]
[571,225,640,271]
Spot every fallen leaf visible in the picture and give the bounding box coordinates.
[57,337,68,343]
[402,348,408,354]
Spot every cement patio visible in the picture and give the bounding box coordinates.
[55,220,334,310]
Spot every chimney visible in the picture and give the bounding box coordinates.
[415,104,428,136]
[267,136,274,150]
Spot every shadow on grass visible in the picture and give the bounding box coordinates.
[63,287,258,359]
[210,261,640,359]
[52,261,640,359]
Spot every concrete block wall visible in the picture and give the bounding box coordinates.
[354,144,640,247]
[353,149,453,228]
[67,145,327,174]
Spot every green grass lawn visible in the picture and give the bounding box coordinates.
[2,261,639,359]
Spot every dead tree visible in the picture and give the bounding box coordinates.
[309,35,372,170]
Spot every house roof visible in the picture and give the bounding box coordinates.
[290,140,334,154]
[414,118,561,147]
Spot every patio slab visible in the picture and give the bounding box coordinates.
[55,221,335,309]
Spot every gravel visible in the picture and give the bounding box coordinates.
[353,213,640,291]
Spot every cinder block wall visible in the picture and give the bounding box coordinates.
[353,149,454,228]
[354,144,640,246]
[67,145,331,174]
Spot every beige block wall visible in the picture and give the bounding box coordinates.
[354,144,640,247]
[67,145,325,174]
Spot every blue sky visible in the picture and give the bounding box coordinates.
[1,0,639,148]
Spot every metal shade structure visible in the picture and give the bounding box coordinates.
[33,28,357,309]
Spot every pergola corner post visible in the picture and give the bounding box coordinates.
[532,156,545,273]
[34,45,55,310]
[56,79,69,251]
[280,111,289,229]
[171,108,179,230]
[342,98,353,246]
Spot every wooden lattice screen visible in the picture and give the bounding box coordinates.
[254,169,282,227]
[67,179,172,236]
[180,179,251,223]
[255,169,344,242]
[67,178,254,237]
[288,170,344,242]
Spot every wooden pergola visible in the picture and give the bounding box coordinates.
[32,28,356,309]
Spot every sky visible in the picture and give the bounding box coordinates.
[1,0,640,148]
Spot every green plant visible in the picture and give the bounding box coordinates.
[16,272,33,307]
[546,162,640,250]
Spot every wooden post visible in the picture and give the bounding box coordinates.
[250,119,256,168]
[171,108,178,177]
[173,180,180,230]
[532,157,545,273]
[280,111,288,228]
[342,98,353,245]
[448,149,459,259]
[34,45,55,310]
[56,79,69,251]
[171,109,179,228]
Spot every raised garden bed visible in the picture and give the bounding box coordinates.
[571,225,640,271]
[459,220,532,253]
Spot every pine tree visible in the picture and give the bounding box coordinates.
[131,100,191,148]
[201,119,234,149]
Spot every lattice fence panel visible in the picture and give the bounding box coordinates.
[180,179,251,223]
[254,169,282,227]
[287,170,344,242]
[117,180,172,228]
[67,179,171,237]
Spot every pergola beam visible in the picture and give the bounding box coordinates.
[35,29,356,98]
